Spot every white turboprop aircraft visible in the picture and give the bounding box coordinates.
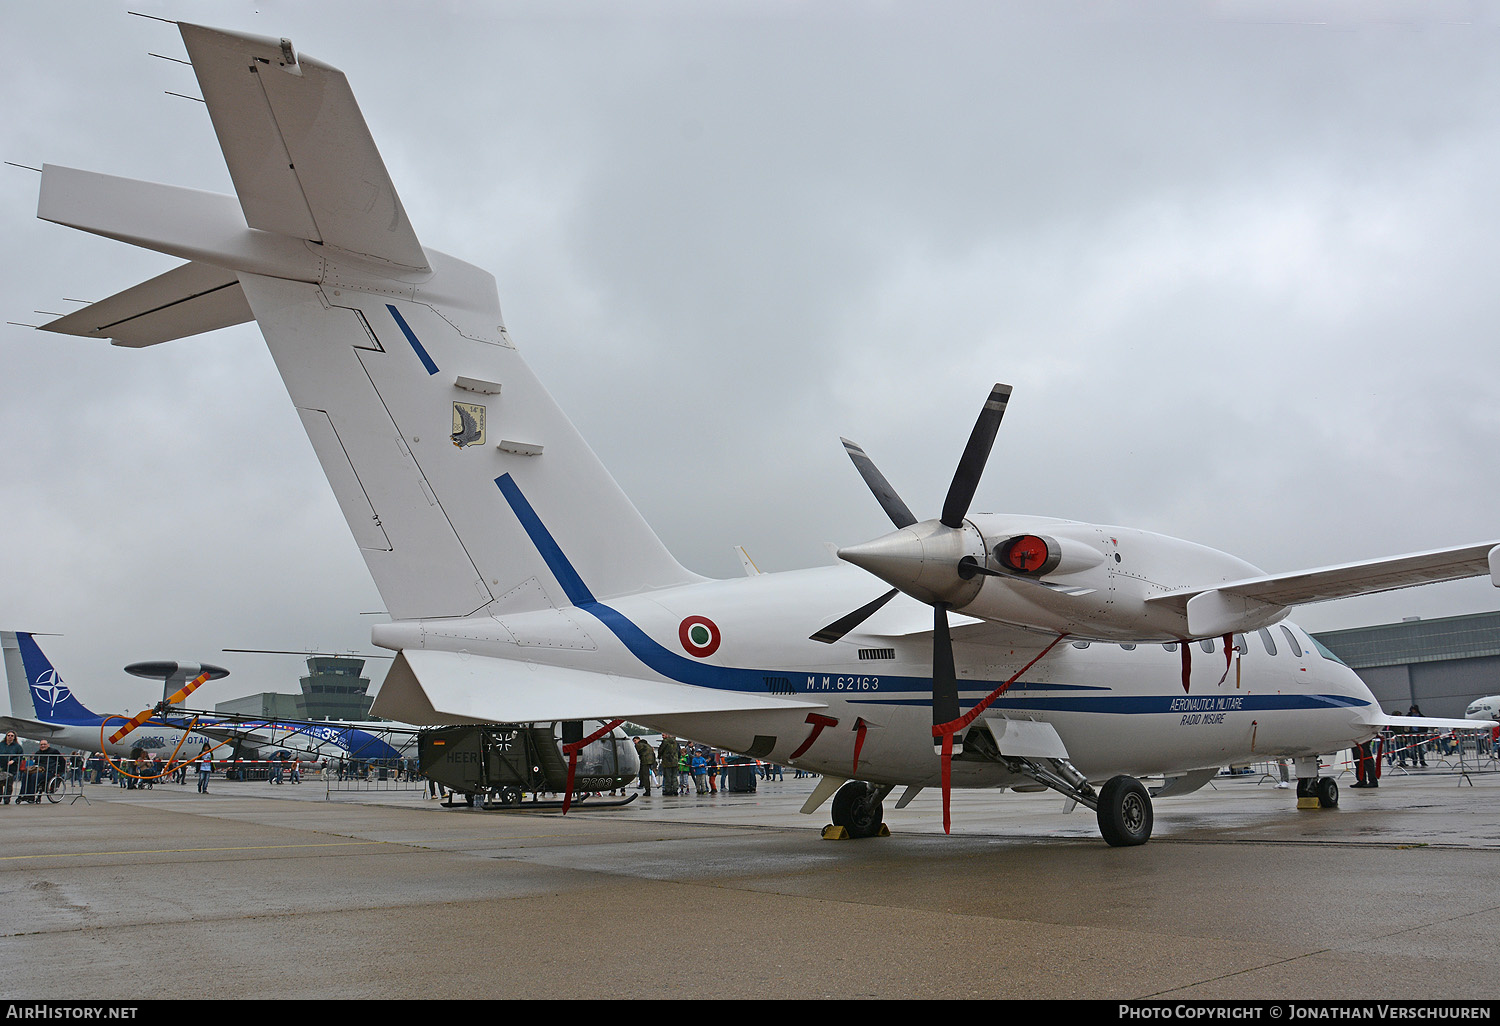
[31,23,1499,845]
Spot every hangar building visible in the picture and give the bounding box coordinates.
[1312,611,1500,720]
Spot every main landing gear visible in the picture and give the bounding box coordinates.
[1095,775,1152,846]
[826,772,1155,847]
[829,781,891,838]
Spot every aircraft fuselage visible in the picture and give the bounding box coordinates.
[376,561,1377,788]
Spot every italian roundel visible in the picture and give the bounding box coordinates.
[678,616,721,658]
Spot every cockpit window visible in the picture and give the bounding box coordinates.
[1307,635,1346,666]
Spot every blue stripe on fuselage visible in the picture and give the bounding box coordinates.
[492,475,1375,717]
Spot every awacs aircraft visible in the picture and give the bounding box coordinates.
[1,632,409,764]
[30,23,1498,845]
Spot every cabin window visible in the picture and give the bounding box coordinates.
[1257,628,1277,656]
[1162,642,1178,652]
[1071,641,1091,649]
[1279,625,1303,657]
[1120,643,1136,651]
[1233,633,1248,654]
[1198,639,1215,654]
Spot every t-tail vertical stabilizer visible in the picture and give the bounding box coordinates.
[36,23,702,621]
[2,632,99,726]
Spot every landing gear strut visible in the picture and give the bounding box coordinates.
[989,744,1156,847]
[830,781,888,838]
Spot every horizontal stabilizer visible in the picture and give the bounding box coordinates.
[40,261,251,347]
[371,649,825,725]
[37,165,318,281]
[0,716,62,740]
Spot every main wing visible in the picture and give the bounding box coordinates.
[1360,711,1497,732]
[1146,541,1500,637]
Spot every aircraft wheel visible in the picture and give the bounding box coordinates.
[830,781,884,838]
[1097,775,1153,847]
[497,786,523,806]
[1316,776,1339,809]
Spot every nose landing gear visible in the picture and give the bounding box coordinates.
[1296,776,1339,808]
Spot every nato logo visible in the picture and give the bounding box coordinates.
[31,669,72,715]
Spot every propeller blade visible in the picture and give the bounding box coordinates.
[932,602,962,753]
[809,588,899,644]
[164,670,213,707]
[940,383,1012,529]
[841,438,917,529]
[107,670,212,744]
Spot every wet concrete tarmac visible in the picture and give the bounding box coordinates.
[2,764,1498,1000]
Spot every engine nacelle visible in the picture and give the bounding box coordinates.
[990,533,1107,578]
[839,514,1285,643]
[958,516,1279,641]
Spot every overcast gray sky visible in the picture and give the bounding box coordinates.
[4,0,1499,715]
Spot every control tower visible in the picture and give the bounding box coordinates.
[296,656,374,721]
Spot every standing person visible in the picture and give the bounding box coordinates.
[707,750,720,794]
[633,736,656,796]
[196,747,214,794]
[1407,706,1429,767]
[1351,740,1380,788]
[658,735,681,797]
[690,748,708,794]
[0,731,23,805]
[1388,711,1407,767]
